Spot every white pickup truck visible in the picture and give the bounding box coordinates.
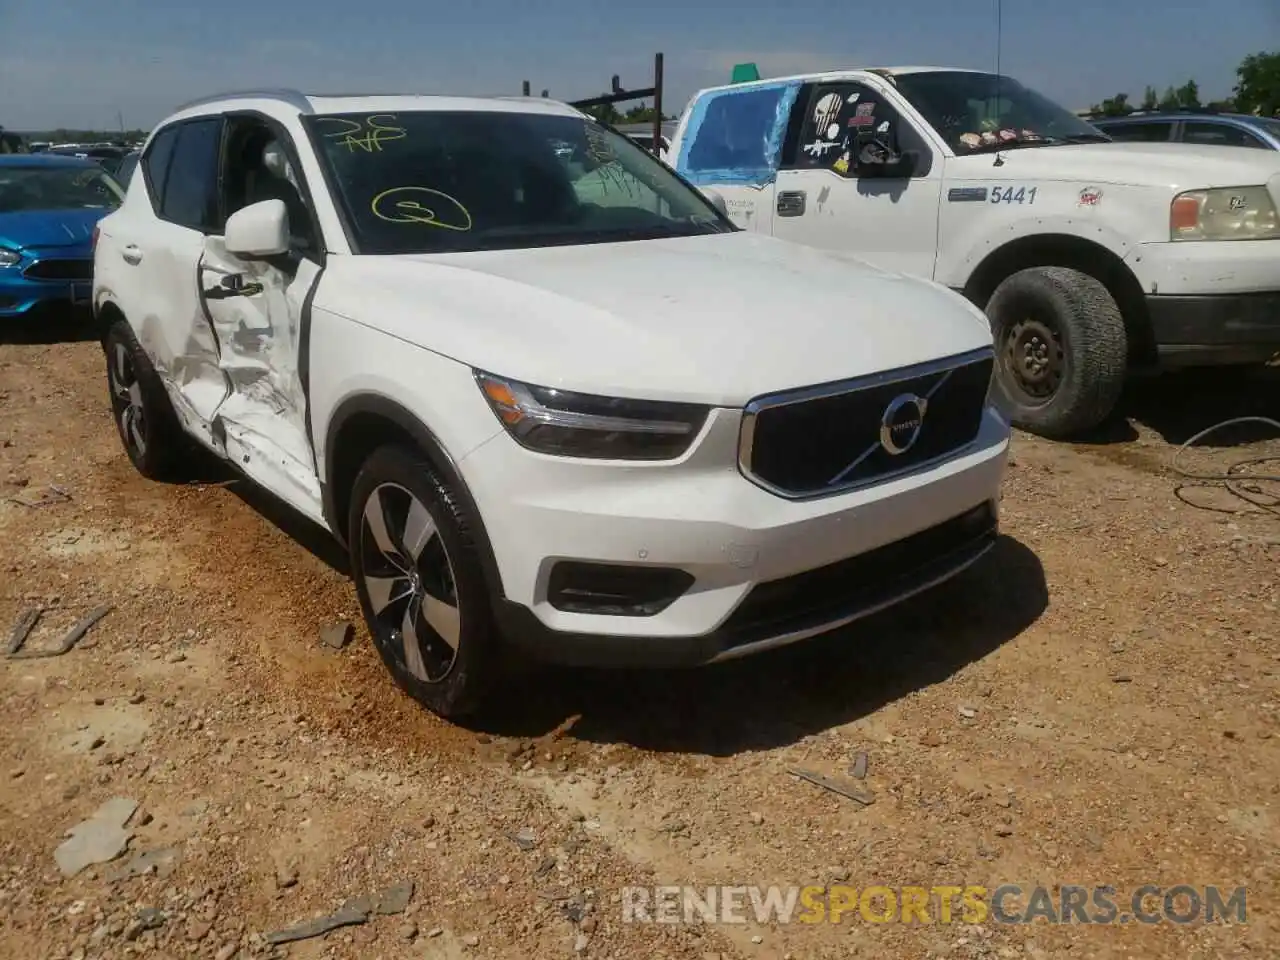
[669,67,1280,438]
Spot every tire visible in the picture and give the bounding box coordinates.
[985,266,1128,439]
[347,443,500,721]
[104,317,192,480]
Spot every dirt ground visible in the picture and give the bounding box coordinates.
[1,325,1278,960]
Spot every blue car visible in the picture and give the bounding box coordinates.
[0,154,124,320]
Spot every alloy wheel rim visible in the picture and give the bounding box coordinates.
[358,482,461,683]
[109,342,147,457]
[1002,316,1065,404]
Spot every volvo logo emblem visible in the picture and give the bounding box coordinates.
[879,393,928,455]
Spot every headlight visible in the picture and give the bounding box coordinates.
[475,372,709,460]
[1170,186,1280,241]
[0,247,20,267]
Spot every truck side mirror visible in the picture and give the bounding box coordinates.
[854,123,913,177]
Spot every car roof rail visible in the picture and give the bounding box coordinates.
[1089,105,1226,121]
[171,88,314,115]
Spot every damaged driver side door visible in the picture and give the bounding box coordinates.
[195,117,326,525]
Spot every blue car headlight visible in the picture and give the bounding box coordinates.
[0,247,20,268]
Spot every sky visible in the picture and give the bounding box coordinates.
[2,0,1277,131]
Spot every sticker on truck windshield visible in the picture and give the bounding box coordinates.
[990,186,1038,205]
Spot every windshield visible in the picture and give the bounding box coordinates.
[0,164,124,213]
[890,71,1110,154]
[305,110,732,255]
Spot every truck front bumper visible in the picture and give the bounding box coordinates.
[1125,240,1280,367]
[1145,292,1280,367]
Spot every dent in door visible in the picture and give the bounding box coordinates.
[134,231,227,429]
[197,243,325,522]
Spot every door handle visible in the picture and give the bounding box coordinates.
[203,273,263,300]
[121,245,142,265]
[776,190,806,217]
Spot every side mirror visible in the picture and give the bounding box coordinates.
[854,122,909,176]
[225,199,289,259]
[701,188,728,215]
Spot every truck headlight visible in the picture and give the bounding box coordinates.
[1170,186,1280,241]
[0,247,20,267]
[475,372,709,460]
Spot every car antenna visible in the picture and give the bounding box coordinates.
[991,0,1005,167]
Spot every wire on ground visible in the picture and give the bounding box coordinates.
[1170,416,1280,519]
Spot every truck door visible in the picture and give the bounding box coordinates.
[769,80,942,279]
[670,81,804,234]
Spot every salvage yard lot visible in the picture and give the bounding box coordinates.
[1,330,1277,960]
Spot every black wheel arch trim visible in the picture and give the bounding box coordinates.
[321,393,507,602]
[959,232,1156,367]
[297,267,321,473]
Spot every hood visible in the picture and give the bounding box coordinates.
[319,232,993,406]
[947,141,1280,191]
[0,208,106,251]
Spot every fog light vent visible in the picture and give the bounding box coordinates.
[547,562,694,616]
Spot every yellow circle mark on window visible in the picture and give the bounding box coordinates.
[371,187,472,231]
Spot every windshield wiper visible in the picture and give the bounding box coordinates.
[962,139,1050,154]
[1046,133,1113,144]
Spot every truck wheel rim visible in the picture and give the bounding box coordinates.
[1002,317,1064,403]
[108,342,147,458]
[358,482,460,684]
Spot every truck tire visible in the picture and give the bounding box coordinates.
[985,266,1128,439]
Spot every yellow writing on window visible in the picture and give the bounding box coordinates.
[316,115,407,153]
[371,187,472,231]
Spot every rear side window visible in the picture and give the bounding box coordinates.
[116,153,139,188]
[1103,121,1173,142]
[160,119,223,230]
[142,126,178,206]
[1183,121,1265,149]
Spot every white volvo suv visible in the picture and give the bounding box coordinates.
[93,89,1011,720]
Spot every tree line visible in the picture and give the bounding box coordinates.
[13,128,149,144]
[1089,50,1280,116]
[581,102,671,125]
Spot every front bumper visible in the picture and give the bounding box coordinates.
[462,405,1010,667]
[1145,292,1280,367]
[0,274,93,318]
[1125,239,1280,366]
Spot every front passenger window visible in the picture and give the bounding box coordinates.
[221,119,319,257]
[786,83,932,178]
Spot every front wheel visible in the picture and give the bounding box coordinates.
[985,266,1128,439]
[347,444,500,722]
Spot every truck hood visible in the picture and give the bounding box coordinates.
[319,232,993,406]
[947,142,1280,192]
[0,208,104,251]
